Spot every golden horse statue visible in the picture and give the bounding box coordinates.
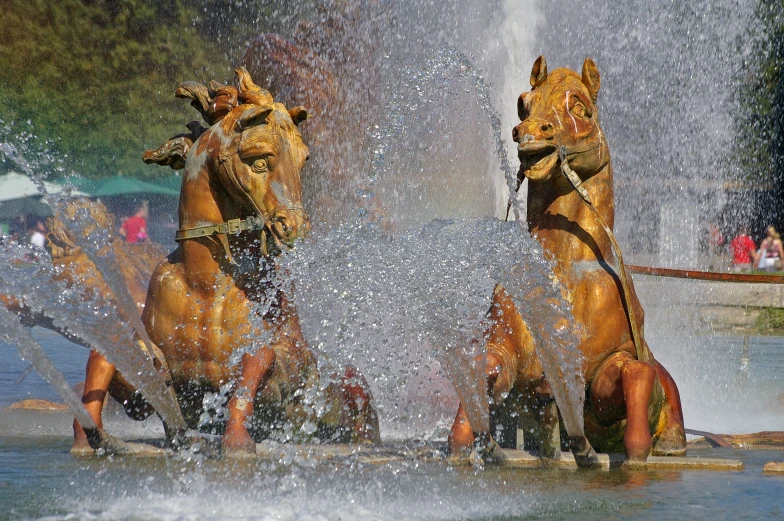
[449,57,686,465]
[72,67,379,455]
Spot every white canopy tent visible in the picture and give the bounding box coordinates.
[0,172,86,201]
[0,172,87,220]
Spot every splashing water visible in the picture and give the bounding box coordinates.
[0,299,97,430]
[366,46,518,227]
[334,45,585,439]
[0,145,187,432]
[280,217,584,440]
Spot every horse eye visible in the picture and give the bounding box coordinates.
[252,157,269,173]
[571,101,587,118]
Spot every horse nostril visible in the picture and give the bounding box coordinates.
[541,124,552,132]
[512,126,519,141]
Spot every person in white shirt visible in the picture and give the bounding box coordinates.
[29,221,46,249]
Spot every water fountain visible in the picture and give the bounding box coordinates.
[1,0,784,519]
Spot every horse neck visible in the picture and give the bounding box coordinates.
[178,152,241,282]
[526,162,615,264]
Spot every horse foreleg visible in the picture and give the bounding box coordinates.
[590,350,656,464]
[621,360,656,464]
[448,350,513,455]
[651,361,686,456]
[339,366,380,444]
[72,350,116,453]
[223,347,276,456]
[448,403,475,454]
[449,286,524,456]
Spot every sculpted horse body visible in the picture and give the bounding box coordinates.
[449,57,686,464]
[72,68,379,455]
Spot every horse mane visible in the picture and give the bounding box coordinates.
[144,67,276,169]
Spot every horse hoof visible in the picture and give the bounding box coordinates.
[85,428,132,455]
[70,445,96,457]
[223,446,257,459]
[621,458,648,469]
[651,445,687,457]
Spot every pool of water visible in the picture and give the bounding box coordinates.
[1,329,783,520]
[0,436,781,521]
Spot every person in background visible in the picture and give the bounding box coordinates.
[706,222,726,270]
[29,221,46,249]
[757,225,784,272]
[119,203,150,243]
[729,225,757,273]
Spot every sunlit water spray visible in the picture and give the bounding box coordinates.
[0,144,186,433]
[334,45,585,441]
[279,217,583,441]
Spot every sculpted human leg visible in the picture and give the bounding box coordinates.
[223,347,276,455]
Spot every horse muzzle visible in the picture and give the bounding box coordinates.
[269,207,310,247]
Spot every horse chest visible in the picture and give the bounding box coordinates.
[557,261,640,367]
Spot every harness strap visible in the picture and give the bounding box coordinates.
[175,216,266,242]
[506,131,605,221]
[175,215,266,267]
[558,148,652,366]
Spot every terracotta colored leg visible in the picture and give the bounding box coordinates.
[448,351,511,454]
[448,403,475,454]
[655,362,683,425]
[652,361,687,456]
[223,348,276,455]
[340,366,380,443]
[621,360,656,463]
[72,350,116,452]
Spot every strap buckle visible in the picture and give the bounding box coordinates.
[226,218,242,235]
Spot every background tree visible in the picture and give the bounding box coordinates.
[0,0,296,180]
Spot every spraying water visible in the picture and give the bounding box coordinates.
[280,217,584,440]
[0,145,187,434]
[0,300,97,430]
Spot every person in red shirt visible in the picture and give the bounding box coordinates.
[730,226,757,272]
[119,203,150,243]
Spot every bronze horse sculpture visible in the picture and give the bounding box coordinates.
[449,57,686,465]
[1,199,166,344]
[72,67,379,455]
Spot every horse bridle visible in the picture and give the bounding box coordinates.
[175,136,304,264]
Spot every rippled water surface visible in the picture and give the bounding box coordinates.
[2,329,783,520]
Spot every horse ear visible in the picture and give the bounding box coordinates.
[581,58,601,103]
[530,56,548,88]
[289,106,308,126]
[236,106,273,131]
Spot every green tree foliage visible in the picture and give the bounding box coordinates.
[738,2,784,185]
[0,0,283,180]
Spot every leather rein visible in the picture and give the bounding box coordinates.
[556,137,652,366]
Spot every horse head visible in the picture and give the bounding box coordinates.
[151,67,311,256]
[512,56,609,184]
[46,198,116,259]
[207,68,311,250]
